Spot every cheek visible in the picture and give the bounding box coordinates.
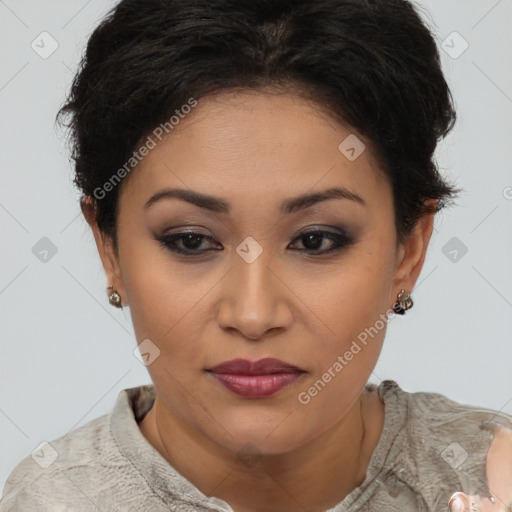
[308,248,395,340]
[296,245,395,407]
[119,240,201,346]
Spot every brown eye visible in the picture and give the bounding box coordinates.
[179,233,206,250]
[156,228,355,258]
[156,231,221,255]
[289,229,355,255]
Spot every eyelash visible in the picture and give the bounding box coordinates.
[155,229,355,257]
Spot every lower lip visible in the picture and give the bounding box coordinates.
[208,372,305,398]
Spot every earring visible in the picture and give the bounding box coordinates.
[393,289,413,315]
[107,286,123,308]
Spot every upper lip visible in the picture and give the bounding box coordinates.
[207,358,305,375]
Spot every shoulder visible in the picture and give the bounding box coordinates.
[403,384,512,441]
[376,381,512,509]
[379,379,512,432]
[410,387,512,509]
[0,384,158,512]
[0,413,114,511]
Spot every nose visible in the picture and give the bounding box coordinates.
[216,247,293,341]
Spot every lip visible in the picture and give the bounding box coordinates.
[206,358,306,398]
[207,358,304,375]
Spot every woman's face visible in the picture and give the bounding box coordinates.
[89,90,432,455]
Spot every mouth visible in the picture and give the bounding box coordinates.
[206,357,305,375]
[206,358,307,398]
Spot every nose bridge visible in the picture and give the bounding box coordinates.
[232,236,276,305]
[217,236,290,337]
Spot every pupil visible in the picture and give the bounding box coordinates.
[303,234,322,250]
[183,233,202,249]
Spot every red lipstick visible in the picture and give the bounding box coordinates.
[206,358,306,398]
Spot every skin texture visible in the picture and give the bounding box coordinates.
[82,90,435,512]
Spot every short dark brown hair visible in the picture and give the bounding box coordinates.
[56,0,461,251]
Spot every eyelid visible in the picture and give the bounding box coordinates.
[292,225,354,241]
[294,225,349,235]
[162,226,210,235]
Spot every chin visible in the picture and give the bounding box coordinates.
[207,413,315,457]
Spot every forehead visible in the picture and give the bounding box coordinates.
[119,90,390,213]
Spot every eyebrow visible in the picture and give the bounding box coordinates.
[144,186,366,214]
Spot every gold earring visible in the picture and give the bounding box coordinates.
[107,286,122,308]
[393,289,413,315]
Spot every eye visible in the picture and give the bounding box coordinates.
[156,231,221,255]
[156,227,355,257]
[288,228,355,255]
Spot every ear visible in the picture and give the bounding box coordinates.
[392,199,437,299]
[80,196,127,307]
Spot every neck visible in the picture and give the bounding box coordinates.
[139,390,377,512]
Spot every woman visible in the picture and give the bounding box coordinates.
[1,0,511,511]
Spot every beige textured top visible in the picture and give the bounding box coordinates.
[1,379,511,512]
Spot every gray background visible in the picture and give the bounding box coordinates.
[1,0,511,494]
